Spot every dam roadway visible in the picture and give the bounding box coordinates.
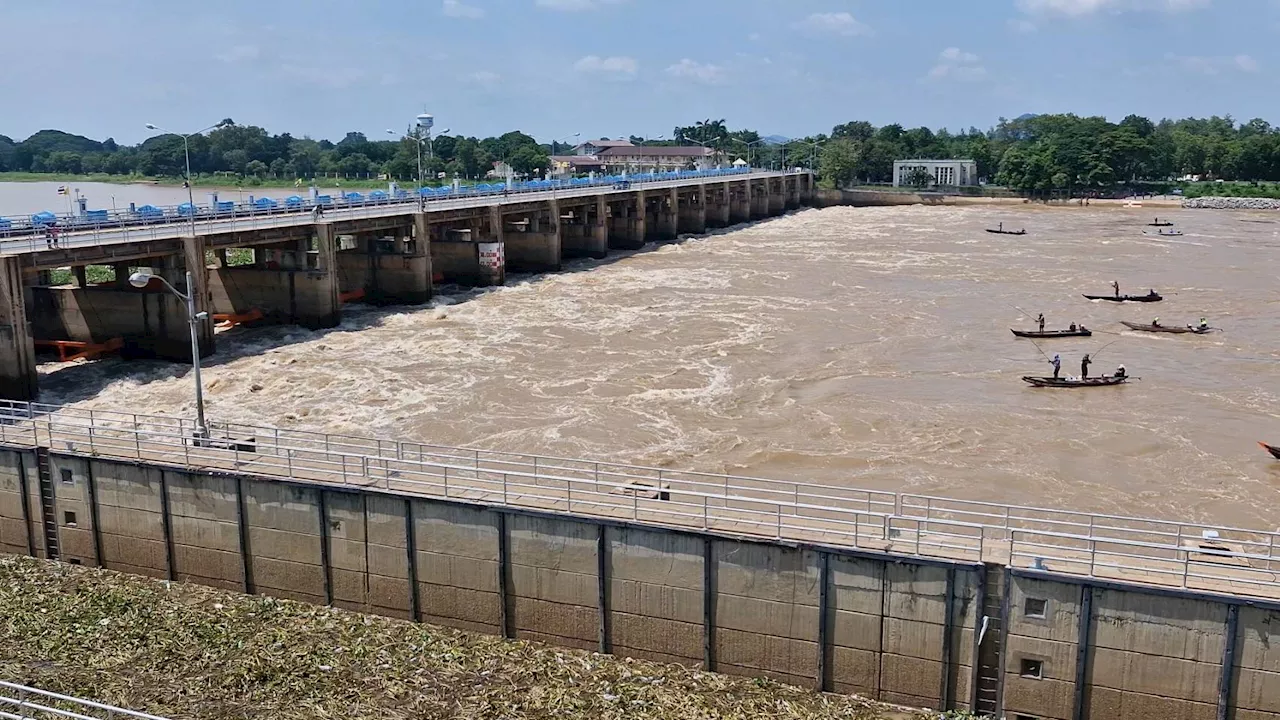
[0,169,814,400]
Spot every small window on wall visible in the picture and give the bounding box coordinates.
[1024,597,1048,618]
[1020,658,1044,680]
[60,468,74,485]
[63,510,77,527]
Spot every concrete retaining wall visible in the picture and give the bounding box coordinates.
[0,445,1276,719]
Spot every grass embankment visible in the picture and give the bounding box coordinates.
[0,556,930,720]
[1178,181,1280,199]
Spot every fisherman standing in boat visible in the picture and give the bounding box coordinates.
[1050,353,1062,379]
[1112,280,1120,299]
[1115,364,1127,380]
[1081,354,1092,379]
[1198,317,1208,331]
[1037,313,1045,332]
[1069,322,1077,332]
[1152,317,1160,328]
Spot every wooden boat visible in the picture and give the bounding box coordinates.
[1120,321,1210,334]
[986,223,1026,235]
[1260,442,1280,460]
[1148,219,1174,227]
[1022,375,1129,388]
[1144,229,1183,237]
[1011,328,1092,338]
[1082,292,1163,302]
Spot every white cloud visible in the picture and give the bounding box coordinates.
[217,45,260,64]
[468,70,501,86]
[1016,0,1210,15]
[535,0,624,9]
[1164,52,1259,75]
[665,59,725,84]
[573,54,638,77]
[793,12,871,37]
[927,47,987,82]
[442,0,485,19]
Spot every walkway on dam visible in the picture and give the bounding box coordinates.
[1,401,1277,603]
[0,168,777,255]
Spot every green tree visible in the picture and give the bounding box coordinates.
[903,167,934,187]
[245,160,268,177]
[818,138,862,187]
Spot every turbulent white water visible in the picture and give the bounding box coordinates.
[39,204,1280,527]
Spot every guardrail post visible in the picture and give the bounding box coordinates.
[939,566,957,710]
[776,503,782,539]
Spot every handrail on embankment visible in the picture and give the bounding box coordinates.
[1,399,1277,601]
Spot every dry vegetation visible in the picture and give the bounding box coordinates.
[0,556,931,720]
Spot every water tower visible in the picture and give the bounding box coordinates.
[415,113,435,158]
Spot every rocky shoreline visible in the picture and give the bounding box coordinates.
[1181,196,1280,210]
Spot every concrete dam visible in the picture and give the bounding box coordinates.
[1,403,1278,720]
[0,169,812,401]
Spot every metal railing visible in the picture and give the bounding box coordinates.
[0,167,781,253]
[2,399,1272,599]
[0,682,172,720]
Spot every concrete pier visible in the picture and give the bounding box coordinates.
[560,197,609,259]
[608,191,647,250]
[335,219,432,306]
[678,185,708,234]
[504,202,562,273]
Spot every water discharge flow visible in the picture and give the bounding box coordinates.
[35,204,1280,528]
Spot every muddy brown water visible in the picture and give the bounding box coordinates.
[39,204,1280,528]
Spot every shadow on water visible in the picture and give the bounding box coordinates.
[35,212,798,406]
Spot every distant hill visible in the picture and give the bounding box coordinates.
[760,135,791,145]
[1014,113,1038,121]
[20,130,103,156]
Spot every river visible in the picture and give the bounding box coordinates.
[29,202,1280,529]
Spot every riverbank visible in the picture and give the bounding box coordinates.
[0,556,921,720]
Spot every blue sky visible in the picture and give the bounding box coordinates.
[2,0,1276,144]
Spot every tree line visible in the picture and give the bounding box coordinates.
[667,115,1280,192]
[4,113,1280,192]
[0,121,559,183]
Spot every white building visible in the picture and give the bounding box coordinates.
[892,159,978,187]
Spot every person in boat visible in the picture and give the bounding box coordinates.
[1112,280,1120,298]
[1197,317,1208,331]
[1148,289,1157,297]
[1037,313,1045,332]
[1081,354,1091,379]
[1152,317,1160,328]
[1068,322,1077,332]
[1115,364,1127,380]
[1050,353,1061,379]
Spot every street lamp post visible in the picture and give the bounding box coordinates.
[128,270,209,438]
[729,138,766,168]
[144,121,229,236]
[678,134,715,171]
[389,127,451,187]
